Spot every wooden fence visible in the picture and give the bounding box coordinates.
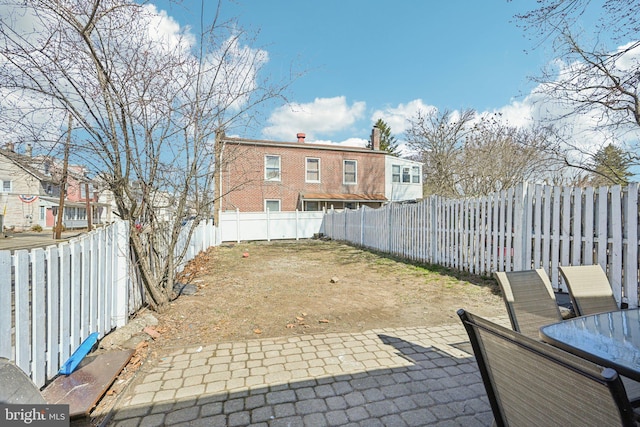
[322,182,640,308]
[0,219,217,388]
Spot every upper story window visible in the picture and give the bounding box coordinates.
[392,165,401,183]
[412,166,421,183]
[306,158,320,182]
[265,155,281,181]
[392,165,421,184]
[343,160,357,185]
[1,180,11,193]
[402,167,411,183]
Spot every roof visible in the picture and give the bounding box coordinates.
[0,148,55,183]
[301,193,387,202]
[223,136,386,155]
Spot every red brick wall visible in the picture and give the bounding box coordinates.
[221,142,385,212]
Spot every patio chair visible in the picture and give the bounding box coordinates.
[493,269,563,339]
[559,264,619,316]
[457,309,639,426]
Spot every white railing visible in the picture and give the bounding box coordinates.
[323,182,640,309]
[0,219,217,387]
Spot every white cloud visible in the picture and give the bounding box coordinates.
[262,96,366,141]
[370,99,436,135]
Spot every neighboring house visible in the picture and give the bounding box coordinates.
[219,127,423,212]
[0,144,59,231]
[385,156,423,202]
[0,143,106,231]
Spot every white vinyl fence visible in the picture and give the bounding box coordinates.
[219,209,325,242]
[323,182,640,309]
[0,219,217,388]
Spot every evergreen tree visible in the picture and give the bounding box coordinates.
[590,144,633,186]
[368,118,400,156]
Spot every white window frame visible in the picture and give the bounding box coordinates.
[392,165,401,183]
[265,155,281,181]
[1,180,11,193]
[412,166,421,184]
[343,160,357,185]
[402,166,411,183]
[264,199,281,212]
[305,157,321,183]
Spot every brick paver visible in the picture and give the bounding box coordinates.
[107,318,509,426]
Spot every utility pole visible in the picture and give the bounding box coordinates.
[54,115,71,239]
[85,182,92,231]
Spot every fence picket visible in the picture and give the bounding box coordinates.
[31,248,46,387]
[625,183,638,308]
[14,250,29,375]
[0,251,10,359]
[46,246,60,379]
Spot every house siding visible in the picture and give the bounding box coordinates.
[0,155,47,230]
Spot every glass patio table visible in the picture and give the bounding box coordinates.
[540,308,640,382]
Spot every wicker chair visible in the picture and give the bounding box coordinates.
[457,309,639,426]
[493,269,563,338]
[559,264,619,316]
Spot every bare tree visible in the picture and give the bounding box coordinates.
[515,0,640,172]
[405,108,565,197]
[0,0,290,311]
[405,109,475,197]
[458,117,561,196]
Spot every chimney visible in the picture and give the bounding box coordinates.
[371,126,381,150]
[296,132,306,143]
[26,143,32,157]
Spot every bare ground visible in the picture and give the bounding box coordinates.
[152,239,506,346]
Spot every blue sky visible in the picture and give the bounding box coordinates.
[149,0,598,150]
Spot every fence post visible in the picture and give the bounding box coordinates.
[236,208,241,243]
[360,207,364,246]
[430,196,438,263]
[113,220,129,328]
[512,182,528,271]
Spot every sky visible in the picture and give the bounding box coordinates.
[148,0,554,150]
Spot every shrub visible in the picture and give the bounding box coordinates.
[30,224,43,232]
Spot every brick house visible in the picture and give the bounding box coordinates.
[219,128,422,212]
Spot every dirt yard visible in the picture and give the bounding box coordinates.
[152,239,507,346]
[78,238,507,426]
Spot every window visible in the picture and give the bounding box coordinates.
[392,164,421,184]
[343,160,357,184]
[392,165,401,183]
[1,180,11,193]
[306,158,320,182]
[412,166,421,183]
[402,167,411,183]
[265,155,281,181]
[265,199,281,212]
[304,201,320,211]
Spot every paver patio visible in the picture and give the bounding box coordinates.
[106,316,509,427]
